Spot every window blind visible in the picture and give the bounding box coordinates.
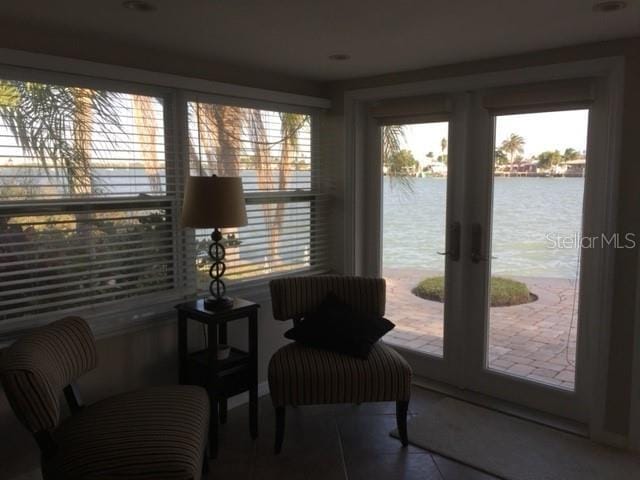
[0,77,328,326]
[482,79,595,114]
[187,100,329,290]
[369,94,452,125]
[0,80,179,321]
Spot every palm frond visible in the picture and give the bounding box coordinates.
[0,81,124,196]
[383,125,405,163]
[132,95,162,193]
[382,125,414,195]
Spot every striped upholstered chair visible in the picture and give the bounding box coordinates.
[268,275,412,453]
[1,316,210,480]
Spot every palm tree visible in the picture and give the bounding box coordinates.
[190,104,309,278]
[494,148,509,165]
[267,113,307,267]
[382,125,414,193]
[536,150,563,170]
[440,137,448,165]
[190,103,245,274]
[192,103,243,177]
[247,109,270,189]
[0,82,126,274]
[563,148,580,162]
[0,81,122,197]
[0,82,132,302]
[500,133,525,173]
[132,95,162,193]
[383,125,405,163]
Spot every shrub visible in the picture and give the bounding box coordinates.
[412,276,533,307]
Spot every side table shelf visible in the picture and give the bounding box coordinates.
[187,347,251,398]
[176,298,260,459]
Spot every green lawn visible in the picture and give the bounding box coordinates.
[412,275,533,307]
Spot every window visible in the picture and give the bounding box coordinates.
[0,79,176,321]
[0,75,327,327]
[187,100,326,291]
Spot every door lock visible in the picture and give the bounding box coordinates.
[437,221,461,262]
[470,223,496,263]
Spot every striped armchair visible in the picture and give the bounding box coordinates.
[1,316,210,480]
[268,275,412,453]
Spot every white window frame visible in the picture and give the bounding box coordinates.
[182,91,331,299]
[0,49,330,342]
[342,57,624,444]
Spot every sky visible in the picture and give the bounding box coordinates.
[398,109,589,165]
[494,109,589,158]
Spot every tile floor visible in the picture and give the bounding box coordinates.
[10,386,500,480]
[209,386,498,480]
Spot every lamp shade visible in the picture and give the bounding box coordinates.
[181,176,248,228]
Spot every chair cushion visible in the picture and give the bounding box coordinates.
[43,385,209,480]
[268,342,411,407]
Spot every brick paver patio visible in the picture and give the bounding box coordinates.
[383,267,578,390]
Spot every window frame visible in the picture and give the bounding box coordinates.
[183,93,328,296]
[343,56,625,445]
[0,78,183,331]
[0,59,330,340]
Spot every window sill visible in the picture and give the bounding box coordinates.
[0,268,331,348]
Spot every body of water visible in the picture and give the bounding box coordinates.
[383,177,584,279]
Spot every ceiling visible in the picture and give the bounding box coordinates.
[1,0,639,82]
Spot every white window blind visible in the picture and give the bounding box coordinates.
[187,100,328,290]
[369,94,452,124]
[0,76,329,328]
[0,80,179,321]
[482,79,595,114]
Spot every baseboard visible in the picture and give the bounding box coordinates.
[591,429,630,450]
[227,381,270,410]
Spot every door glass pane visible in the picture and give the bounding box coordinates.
[486,110,588,391]
[382,122,449,358]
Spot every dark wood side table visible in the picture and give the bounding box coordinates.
[176,298,259,458]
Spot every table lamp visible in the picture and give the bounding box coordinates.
[181,175,248,309]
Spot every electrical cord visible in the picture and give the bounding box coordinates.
[563,250,580,367]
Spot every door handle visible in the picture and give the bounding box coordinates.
[470,222,493,263]
[437,221,461,262]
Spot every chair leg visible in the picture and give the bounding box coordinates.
[219,398,228,425]
[274,406,285,454]
[396,400,409,447]
[202,443,210,476]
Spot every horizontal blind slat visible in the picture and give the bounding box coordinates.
[0,269,175,305]
[1,79,327,322]
[0,252,173,279]
[0,283,176,318]
[0,259,176,287]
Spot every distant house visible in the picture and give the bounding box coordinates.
[513,161,537,173]
[422,160,448,176]
[494,161,536,175]
[383,163,420,176]
[552,159,586,177]
[565,158,586,177]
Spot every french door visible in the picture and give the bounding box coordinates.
[374,81,609,422]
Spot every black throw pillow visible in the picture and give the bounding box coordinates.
[284,292,395,359]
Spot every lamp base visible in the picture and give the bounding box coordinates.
[204,296,234,311]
